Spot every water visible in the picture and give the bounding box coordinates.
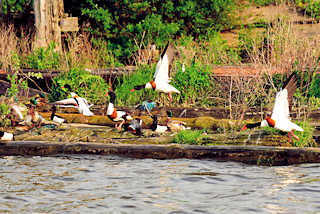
[1,155,320,214]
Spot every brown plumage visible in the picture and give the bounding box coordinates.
[282,73,297,111]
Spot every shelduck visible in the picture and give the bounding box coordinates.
[0,131,14,141]
[241,73,303,143]
[50,105,65,124]
[130,42,180,102]
[106,91,133,130]
[50,86,94,123]
[124,118,143,135]
[150,115,168,133]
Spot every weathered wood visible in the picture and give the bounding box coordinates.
[33,0,78,51]
[1,142,320,166]
[60,17,79,32]
[33,0,64,50]
[0,79,46,97]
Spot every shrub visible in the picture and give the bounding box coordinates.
[114,65,158,106]
[0,101,11,127]
[50,67,109,104]
[23,42,61,70]
[173,61,214,106]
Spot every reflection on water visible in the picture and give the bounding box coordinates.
[0,155,320,214]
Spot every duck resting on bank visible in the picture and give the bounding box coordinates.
[106,91,133,130]
[124,118,143,135]
[241,73,303,143]
[150,115,168,133]
[0,131,14,141]
[130,42,180,102]
[50,105,65,124]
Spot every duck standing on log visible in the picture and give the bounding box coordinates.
[241,73,303,143]
[50,84,94,123]
[106,91,133,130]
[130,42,180,102]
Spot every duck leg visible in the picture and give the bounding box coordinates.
[116,120,125,131]
[168,93,173,103]
[288,131,292,143]
[291,131,300,141]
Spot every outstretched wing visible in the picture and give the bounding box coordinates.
[50,98,78,108]
[271,89,290,121]
[282,73,297,109]
[154,42,170,83]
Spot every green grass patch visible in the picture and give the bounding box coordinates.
[292,121,316,147]
[172,129,206,145]
[261,121,316,147]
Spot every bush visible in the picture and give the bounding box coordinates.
[80,0,237,61]
[50,67,109,104]
[23,42,61,70]
[114,65,158,106]
[173,61,214,106]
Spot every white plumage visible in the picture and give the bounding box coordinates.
[0,131,14,141]
[270,89,303,132]
[51,92,93,116]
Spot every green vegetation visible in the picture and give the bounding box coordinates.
[292,121,316,147]
[172,129,206,145]
[50,67,109,104]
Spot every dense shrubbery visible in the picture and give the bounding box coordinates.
[50,67,109,104]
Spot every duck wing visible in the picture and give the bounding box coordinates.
[282,73,297,109]
[154,42,170,83]
[271,89,290,121]
[50,98,78,108]
[78,98,94,116]
[272,73,298,121]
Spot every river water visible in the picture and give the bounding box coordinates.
[0,155,320,214]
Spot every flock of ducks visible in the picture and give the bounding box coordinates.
[1,42,304,143]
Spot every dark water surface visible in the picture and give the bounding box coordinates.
[0,155,320,214]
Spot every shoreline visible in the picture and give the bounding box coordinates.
[1,141,320,166]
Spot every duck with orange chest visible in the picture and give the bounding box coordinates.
[241,73,303,143]
[130,42,180,102]
[106,91,133,130]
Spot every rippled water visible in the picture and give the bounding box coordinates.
[1,155,320,214]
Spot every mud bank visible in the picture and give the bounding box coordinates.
[1,141,320,166]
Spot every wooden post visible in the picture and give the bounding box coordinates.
[33,0,77,51]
